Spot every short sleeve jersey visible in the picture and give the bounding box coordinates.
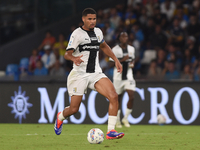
[66,27,104,73]
[110,44,135,80]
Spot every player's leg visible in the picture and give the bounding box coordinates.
[116,94,123,128]
[113,80,124,128]
[122,89,134,127]
[54,95,82,135]
[95,78,124,139]
[63,95,83,117]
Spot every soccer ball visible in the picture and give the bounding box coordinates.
[87,128,104,144]
[157,114,166,125]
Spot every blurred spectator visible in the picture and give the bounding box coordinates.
[197,45,200,59]
[53,48,65,66]
[153,6,168,29]
[168,18,184,47]
[67,25,76,40]
[184,36,198,56]
[180,64,193,80]
[156,49,167,70]
[37,30,56,52]
[29,49,39,74]
[194,59,200,81]
[147,59,162,80]
[173,6,189,30]
[131,23,144,43]
[181,49,197,71]
[53,33,68,56]
[160,0,176,21]
[41,45,56,71]
[50,60,65,76]
[164,60,180,80]
[127,0,142,9]
[128,33,140,57]
[143,17,155,43]
[133,2,143,17]
[34,60,48,76]
[139,7,148,26]
[166,44,182,71]
[110,8,121,29]
[125,6,137,26]
[149,25,168,49]
[187,15,200,40]
[145,0,159,17]
[104,22,115,44]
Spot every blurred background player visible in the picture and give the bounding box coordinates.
[110,32,136,128]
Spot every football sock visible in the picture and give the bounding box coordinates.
[107,116,117,132]
[58,111,65,121]
[123,108,132,120]
[117,110,121,122]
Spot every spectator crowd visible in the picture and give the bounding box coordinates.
[6,0,200,81]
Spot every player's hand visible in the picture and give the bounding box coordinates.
[121,55,129,62]
[74,55,84,66]
[129,62,134,68]
[115,60,122,73]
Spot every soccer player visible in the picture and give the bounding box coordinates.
[109,32,136,128]
[54,8,124,139]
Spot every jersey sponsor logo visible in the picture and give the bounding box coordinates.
[82,45,99,50]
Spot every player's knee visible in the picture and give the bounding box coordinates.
[71,107,79,114]
[108,92,118,102]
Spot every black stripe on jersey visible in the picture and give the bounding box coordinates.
[83,29,100,73]
[122,47,128,53]
[121,62,128,80]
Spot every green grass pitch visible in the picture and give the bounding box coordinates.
[0,124,199,150]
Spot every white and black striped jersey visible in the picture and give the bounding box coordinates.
[66,27,104,73]
[110,44,135,80]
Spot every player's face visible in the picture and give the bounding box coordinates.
[82,14,96,30]
[119,33,128,44]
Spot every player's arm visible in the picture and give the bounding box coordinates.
[100,41,122,73]
[64,50,83,66]
[119,55,129,62]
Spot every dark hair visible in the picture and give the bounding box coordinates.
[82,8,96,16]
[117,32,128,41]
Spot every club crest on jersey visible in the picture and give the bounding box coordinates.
[73,87,77,93]
[97,36,100,41]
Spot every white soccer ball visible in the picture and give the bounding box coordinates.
[87,128,104,144]
[157,114,166,125]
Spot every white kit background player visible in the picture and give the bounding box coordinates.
[109,32,136,128]
[54,8,124,140]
